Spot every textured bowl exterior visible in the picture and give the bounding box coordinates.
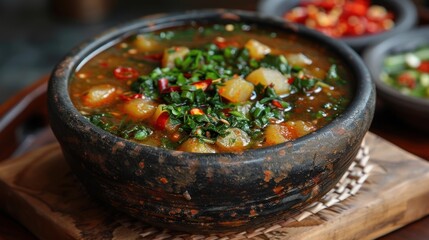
[257,0,417,52]
[48,10,375,233]
[363,26,429,132]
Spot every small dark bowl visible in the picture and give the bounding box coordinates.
[363,27,429,132]
[257,0,417,52]
[48,10,375,233]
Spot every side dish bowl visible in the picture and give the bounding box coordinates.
[363,27,429,131]
[258,0,417,51]
[48,10,375,233]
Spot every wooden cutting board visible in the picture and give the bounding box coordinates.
[0,133,428,240]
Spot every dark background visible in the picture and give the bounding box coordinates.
[0,0,257,104]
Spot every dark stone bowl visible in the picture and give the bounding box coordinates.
[363,26,429,132]
[48,9,375,233]
[257,0,417,52]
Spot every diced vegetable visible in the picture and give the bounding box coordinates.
[285,53,312,67]
[178,138,216,153]
[397,71,418,89]
[218,77,254,103]
[264,120,315,145]
[245,39,271,60]
[284,121,315,138]
[418,61,429,73]
[123,98,157,120]
[263,124,294,145]
[420,73,429,87]
[405,53,421,68]
[83,84,117,107]
[113,67,139,80]
[246,68,290,95]
[134,35,162,52]
[215,128,250,151]
[162,46,190,68]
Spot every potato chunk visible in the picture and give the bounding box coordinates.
[246,68,290,95]
[284,120,316,137]
[134,35,162,52]
[216,128,250,151]
[245,39,271,60]
[264,124,294,145]
[285,53,312,67]
[178,138,216,153]
[82,84,117,107]
[218,77,254,103]
[264,121,315,145]
[162,46,190,68]
[123,98,157,120]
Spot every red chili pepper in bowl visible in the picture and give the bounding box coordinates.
[192,79,212,91]
[397,72,416,89]
[113,66,139,80]
[418,61,429,73]
[158,78,169,92]
[155,111,169,130]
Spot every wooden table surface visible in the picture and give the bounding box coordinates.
[1,67,429,239]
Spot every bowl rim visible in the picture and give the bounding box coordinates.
[362,26,429,108]
[257,0,418,50]
[49,9,374,159]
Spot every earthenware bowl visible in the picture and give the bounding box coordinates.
[363,27,429,132]
[258,0,417,52]
[48,9,375,233]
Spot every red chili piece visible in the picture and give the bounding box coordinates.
[192,79,212,91]
[221,108,231,117]
[272,100,284,109]
[158,78,169,92]
[183,73,192,78]
[190,108,204,115]
[113,66,139,80]
[155,112,169,130]
[99,61,109,68]
[398,72,416,89]
[161,86,181,93]
[418,61,429,73]
[213,38,239,49]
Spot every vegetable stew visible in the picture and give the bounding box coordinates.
[70,23,351,153]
